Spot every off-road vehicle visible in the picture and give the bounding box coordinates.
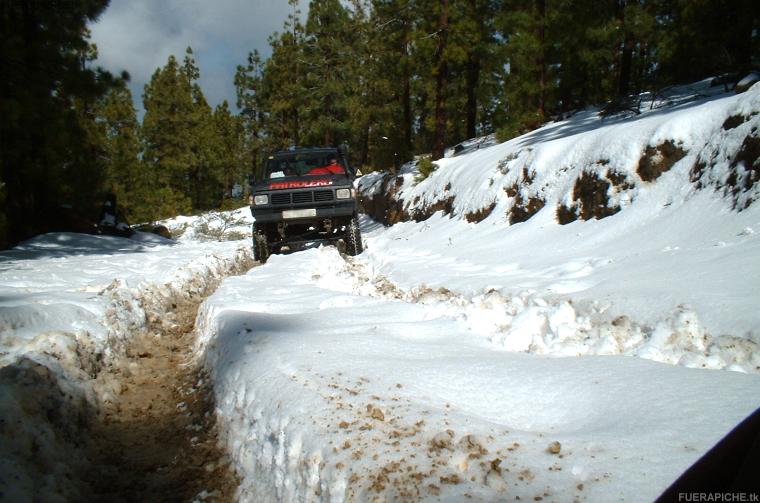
[248,147,363,263]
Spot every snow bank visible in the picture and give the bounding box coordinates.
[306,251,758,373]
[1,231,251,367]
[198,247,760,502]
[0,227,252,501]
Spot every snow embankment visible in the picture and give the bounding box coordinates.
[197,247,760,502]
[0,221,252,501]
[359,80,760,227]
[355,83,760,370]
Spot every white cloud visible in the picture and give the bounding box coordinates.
[88,0,308,116]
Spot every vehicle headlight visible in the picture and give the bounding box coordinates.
[253,194,269,205]
[336,188,352,199]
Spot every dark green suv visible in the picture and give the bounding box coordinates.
[248,147,363,263]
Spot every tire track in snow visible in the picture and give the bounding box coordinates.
[0,245,255,502]
[81,251,256,501]
[326,251,758,373]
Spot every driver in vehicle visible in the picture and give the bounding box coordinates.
[308,158,345,175]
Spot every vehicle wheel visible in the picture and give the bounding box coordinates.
[345,216,363,256]
[253,233,269,263]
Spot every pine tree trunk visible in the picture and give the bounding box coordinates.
[432,0,449,161]
[618,40,633,97]
[402,36,413,161]
[293,109,300,146]
[360,124,369,167]
[465,54,480,139]
[536,0,546,119]
[465,0,481,139]
[616,0,633,97]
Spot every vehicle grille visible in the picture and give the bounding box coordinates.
[314,190,334,202]
[292,192,313,204]
[269,189,335,206]
[271,193,291,205]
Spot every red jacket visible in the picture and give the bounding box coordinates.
[309,162,344,175]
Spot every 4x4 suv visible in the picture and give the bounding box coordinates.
[249,147,363,263]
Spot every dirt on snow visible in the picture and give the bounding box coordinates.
[83,294,239,501]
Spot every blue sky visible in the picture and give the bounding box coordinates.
[89,0,309,117]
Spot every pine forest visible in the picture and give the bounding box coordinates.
[1,0,758,247]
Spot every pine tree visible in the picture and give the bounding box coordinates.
[497,0,553,136]
[212,101,244,201]
[263,0,307,148]
[460,0,501,139]
[141,54,195,217]
[234,50,267,177]
[409,0,444,156]
[0,1,118,245]
[431,0,450,160]
[342,1,375,168]
[364,0,417,170]
[96,85,146,222]
[182,48,223,210]
[301,0,354,147]
[440,0,500,144]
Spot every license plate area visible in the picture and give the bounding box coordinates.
[282,208,317,219]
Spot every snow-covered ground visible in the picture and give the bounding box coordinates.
[1,81,759,502]
[197,247,759,502]
[0,225,252,500]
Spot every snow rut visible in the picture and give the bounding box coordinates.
[0,246,254,502]
[328,251,759,373]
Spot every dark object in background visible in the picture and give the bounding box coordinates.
[49,204,98,235]
[97,193,134,238]
[734,72,760,94]
[655,407,760,502]
[133,224,172,239]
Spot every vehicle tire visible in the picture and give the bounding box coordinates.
[253,233,269,263]
[345,216,363,256]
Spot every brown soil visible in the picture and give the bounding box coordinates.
[359,175,408,225]
[509,193,545,225]
[465,201,497,223]
[557,170,623,224]
[637,140,687,182]
[83,296,239,502]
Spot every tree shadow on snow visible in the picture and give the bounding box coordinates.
[201,310,312,384]
[517,93,731,149]
[0,232,175,265]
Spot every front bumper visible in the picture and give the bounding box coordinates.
[251,201,356,223]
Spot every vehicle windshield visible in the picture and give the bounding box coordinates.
[265,152,346,179]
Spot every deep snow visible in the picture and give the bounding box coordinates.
[197,247,759,502]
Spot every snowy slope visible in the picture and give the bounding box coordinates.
[358,81,760,372]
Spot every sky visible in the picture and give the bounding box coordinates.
[88,0,308,117]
